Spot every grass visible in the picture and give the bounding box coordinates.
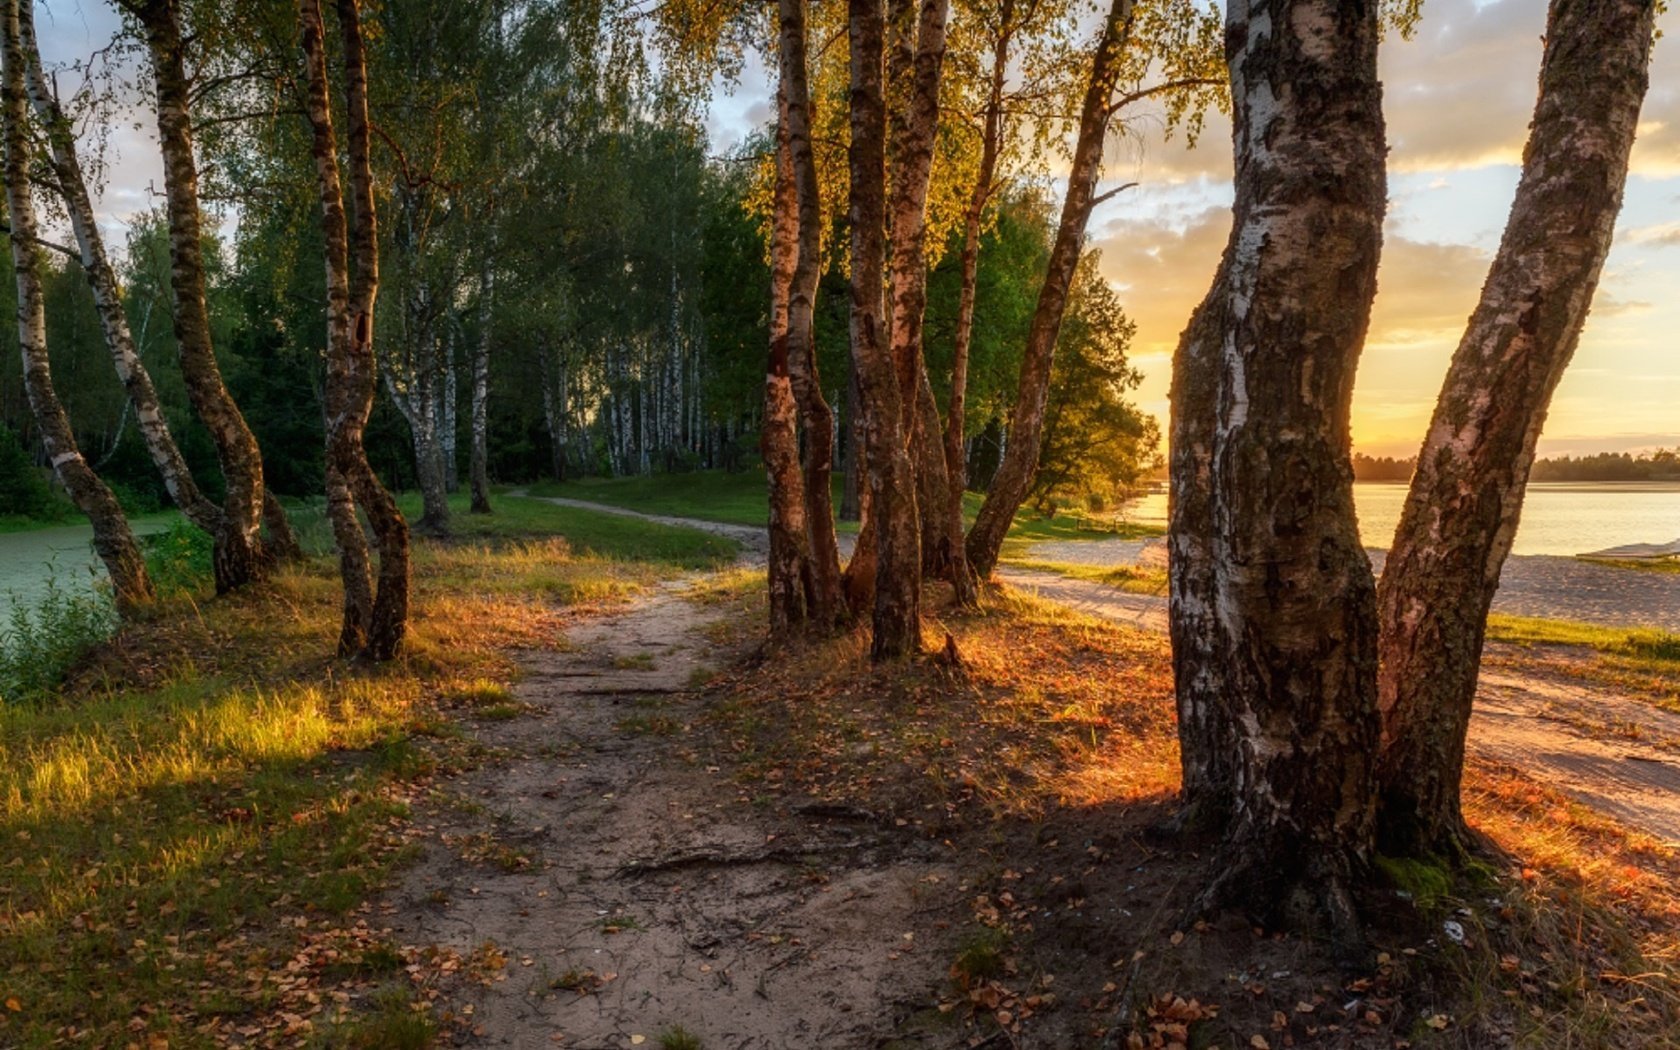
[0,493,736,1048]
[527,470,790,528]
[402,489,739,569]
[527,470,1164,552]
[1002,559,1169,594]
[1487,613,1680,670]
[1576,556,1680,574]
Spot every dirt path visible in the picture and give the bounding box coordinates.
[385,576,959,1047]
[520,494,1680,847]
[1027,537,1680,632]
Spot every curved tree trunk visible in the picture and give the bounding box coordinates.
[18,3,220,538]
[1375,0,1656,861]
[1,0,152,613]
[324,464,372,654]
[1173,0,1387,946]
[849,0,920,660]
[779,0,844,628]
[134,0,270,593]
[964,0,1132,581]
[300,0,411,662]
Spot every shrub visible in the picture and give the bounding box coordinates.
[142,519,214,597]
[0,573,116,703]
[0,423,71,523]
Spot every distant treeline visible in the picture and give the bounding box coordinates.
[1353,449,1680,483]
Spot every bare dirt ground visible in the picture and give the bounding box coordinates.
[383,578,965,1048]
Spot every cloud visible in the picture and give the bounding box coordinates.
[1107,0,1680,187]
[1622,221,1680,247]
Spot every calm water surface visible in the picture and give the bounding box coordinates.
[1118,481,1680,557]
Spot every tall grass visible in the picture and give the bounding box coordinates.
[0,575,116,704]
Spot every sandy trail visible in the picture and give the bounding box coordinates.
[527,494,1680,848]
[384,573,957,1048]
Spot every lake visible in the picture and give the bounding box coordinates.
[0,514,176,617]
[1118,481,1680,557]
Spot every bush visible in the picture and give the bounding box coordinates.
[142,519,214,597]
[0,424,71,523]
[0,574,116,703]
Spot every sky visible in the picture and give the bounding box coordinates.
[37,0,1680,460]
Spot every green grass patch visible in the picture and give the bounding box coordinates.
[1576,556,1680,575]
[1486,614,1680,667]
[403,489,737,569]
[1002,559,1168,594]
[528,471,784,527]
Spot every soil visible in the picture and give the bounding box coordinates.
[383,579,968,1048]
[368,496,1680,1048]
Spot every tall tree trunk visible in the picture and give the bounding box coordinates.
[765,89,813,635]
[301,0,411,662]
[1173,0,1387,946]
[470,253,493,514]
[337,0,410,661]
[1375,0,1656,861]
[964,0,1133,581]
[884,0,949,588]
[850,0,920,660]
[134,0,269,593]
[779,0,845,628]
[1,0,153,612]
[942,3,1013,608]
[18,3,219,537]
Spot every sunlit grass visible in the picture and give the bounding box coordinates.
[999,559,1169,595]
[0,500,733,1047]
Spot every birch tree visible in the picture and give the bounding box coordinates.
[1167,0,1387,942]
[963,0,1222,581]
[16,0,220,536]
[850,0,923,659]
[121,0,286,591]
[1375,0,1658,860]
[299,0,412,661]
[0,0,153,612]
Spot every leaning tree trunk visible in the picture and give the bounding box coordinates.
[764,91,814,635]
[1375,0,1656,862]
[300,0,411,662]
[1,0,152,613]
[964,0,1132,581]
[18,3,220,537]
[134,0,272,593]
[1174,0,1387,947]
[779,0,845,628]
[849,0,920,660]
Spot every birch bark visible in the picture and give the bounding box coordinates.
[1175,0,1387,944]
[1376,0,1657,860]
[1,0,152,612]
[131,0,271,592]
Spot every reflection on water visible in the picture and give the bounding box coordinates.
[0,515,175,614]
[1116,482,1680,557]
